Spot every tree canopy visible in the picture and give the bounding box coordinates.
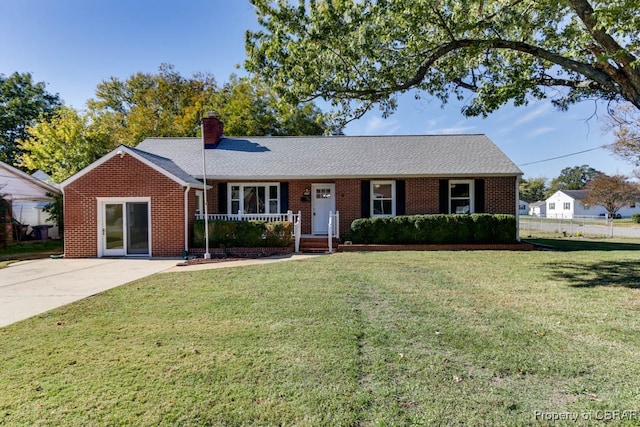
[246,0,640,126]
[583,174,640,217]
[605,102,640,166]
[546,164,601,196]
[86,64,329,145]
[0,72,61,165]
[208,75,328,136]
[16,65,331,180]
[519,177,548,203]
[19,107,113,182]
[87,63,219,147]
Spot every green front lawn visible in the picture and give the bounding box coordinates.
[1,250,640,425]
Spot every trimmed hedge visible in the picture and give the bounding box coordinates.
[347,214,516,244]
[193,220,293,248]
[632,213,640,224]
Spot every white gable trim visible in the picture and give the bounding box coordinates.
[60,146,204,190]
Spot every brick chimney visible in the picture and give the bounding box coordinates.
[202,112,224,148]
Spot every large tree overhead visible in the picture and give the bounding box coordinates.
[0,72,61,165]
[246,0,640,125]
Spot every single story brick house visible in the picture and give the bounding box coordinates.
[60,115,523,258]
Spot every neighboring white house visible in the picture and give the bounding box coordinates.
[545,189,640,219]
[528,200,547,217]
[518,200,529,216]
[0,161,60,239]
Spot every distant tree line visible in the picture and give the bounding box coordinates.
[520,164,640,218]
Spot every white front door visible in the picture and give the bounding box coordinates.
[99,199,150,257]
[312,184,335,234]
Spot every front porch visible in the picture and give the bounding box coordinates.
[195,210,340,253]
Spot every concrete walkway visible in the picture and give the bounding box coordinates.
[163,253,322,273]
[0,254,322,328]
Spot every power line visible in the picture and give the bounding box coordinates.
[518,144,614,166]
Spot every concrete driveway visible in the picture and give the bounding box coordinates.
[0,258,178,328]
[0,254,322,328]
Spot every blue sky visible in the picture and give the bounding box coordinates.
[0,0,633,180]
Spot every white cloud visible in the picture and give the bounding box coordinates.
[493,102,553,135]
[427,120,476,134]
[527,127,556,138]
[362,116,401,135]
[514,103,552,126]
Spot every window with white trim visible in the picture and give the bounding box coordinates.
[371,181,396,216]
[549,203,555,210]
[563,202,571,210]
[229,183,279,214]
[449,180,474,214]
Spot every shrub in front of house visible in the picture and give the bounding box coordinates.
[632,213,640,224]
[347,214,516,244]
[193,220,293,248]
[263,221,294,247]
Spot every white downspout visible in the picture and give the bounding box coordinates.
[515,176,521,242]
[184,185,191,254]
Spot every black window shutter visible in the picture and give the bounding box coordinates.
[280,182,289,213]
[396,180,406,215]
[217,182,227,214]
[361,180,371,217]
[475,179,485,213]
[439,180,449,213]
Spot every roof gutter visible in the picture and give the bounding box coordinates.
[184,185,191,253]
[192,172,524,181]
[515,176,521,242]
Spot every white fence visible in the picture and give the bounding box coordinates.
[520,215,614,237]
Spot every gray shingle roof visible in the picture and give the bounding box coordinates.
[559,190,589,200]
[127,146,203,186]
[135,134,522,180]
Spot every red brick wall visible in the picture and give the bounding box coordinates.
[64,154,187,258]
[406,178,441,215]
[484,176,517,214]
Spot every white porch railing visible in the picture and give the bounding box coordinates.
[195,210,340,253]
[329,211,340,239]
[196,210,304,251]
[327,210,340,253]
[294,213,302,253]
[196,210,298,223]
